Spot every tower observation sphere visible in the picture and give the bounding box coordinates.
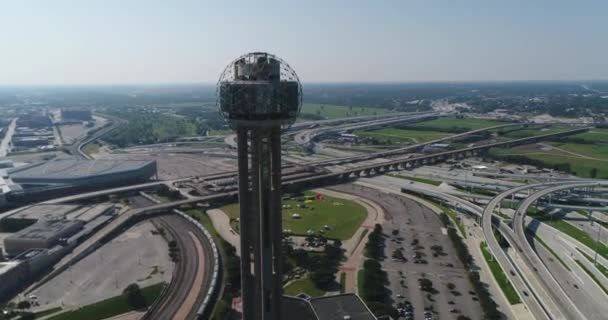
[217,52,302,130]
[216,52,301,320]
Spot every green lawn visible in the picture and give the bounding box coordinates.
[82,142,100,155]
[47,283,164,320]
[221,191,367,240]
[284,275,325,297]
[542,220,608,260]
[410,118,509,131]
[301,103,391,119]
[490,147,608,178]
[554,143,608,160]
[499,127,567,139]
[356,128,448,144]
[563,128,608,144]
[480,243,521,304]
[357,270,365,297]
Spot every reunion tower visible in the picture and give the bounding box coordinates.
[217,52,302,320]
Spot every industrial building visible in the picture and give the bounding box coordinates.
[61,108,92,121]
[0,247,70,301]
[4,219,83,256]
[17,114,52,128]
[3,159,157,203]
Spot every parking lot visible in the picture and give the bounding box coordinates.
[30,220,173,309]
[333,184,483,320]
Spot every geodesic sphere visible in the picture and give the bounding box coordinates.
[217,52,302,130]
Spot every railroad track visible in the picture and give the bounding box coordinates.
[142,214,215,320]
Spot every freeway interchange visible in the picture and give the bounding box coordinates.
[4,113,603,320]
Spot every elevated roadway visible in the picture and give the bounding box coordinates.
[399,182,550,320]
[512,182,608,320]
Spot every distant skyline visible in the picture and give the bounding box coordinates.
[1,0,607,85]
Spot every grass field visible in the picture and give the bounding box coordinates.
[221,191,367,240]
[82,142,100,155]
[284,275,325,297]
[480,243,521,304]
[490,146,608,178]
[562,128,608,144]
[499,126,572,139]
[553,143,608,160]
[301,103,391,119]
[410,118,509,131]
[47,283,164,320]
[357,128,448,144]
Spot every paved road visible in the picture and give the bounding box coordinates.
[482,182,586,320]
[513,182,608,320]
[0,118,16,157]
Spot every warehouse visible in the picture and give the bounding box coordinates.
[3,220,83,256]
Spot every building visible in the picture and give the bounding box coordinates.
[11,136,51,147]
[5,159,157,203]
[61,108,92,121]
[283,294,376,320]
[17,114,52,128]
[3,220,83,256]
[0,260,27,300]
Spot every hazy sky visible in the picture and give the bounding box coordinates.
[1,0,607,85]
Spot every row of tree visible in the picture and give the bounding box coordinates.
[441,213,501,319]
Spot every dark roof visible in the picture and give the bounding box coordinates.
[310,294,376,320]
[9,159,154,180]
[282,294,376,320]
[283,296,318,320]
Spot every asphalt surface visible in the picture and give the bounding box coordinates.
[513,182,607,320]
[30,220,173,308]
[332,183,484,320]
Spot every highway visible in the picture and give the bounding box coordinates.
[0,119,594,319]
[512,182,608,320]
[481,182,581,320]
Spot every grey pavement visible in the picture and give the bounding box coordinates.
[30,220,173,308]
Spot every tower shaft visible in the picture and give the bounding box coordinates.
[237,126,283,320]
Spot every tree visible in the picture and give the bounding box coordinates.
[16,301,30,310]
[123,283,147,309]
[591,168,598,178]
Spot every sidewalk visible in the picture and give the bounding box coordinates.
[313,188,386,294]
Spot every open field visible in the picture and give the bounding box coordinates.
[498,125,574,139]
[47,283,164,320]
[284,275,325,297]
[552,142,608,160]
[301,103,391,119]
[221,191,367,240]
[562,128,608,144]
[82,142,100,156]
[356,128,448,144]
[489,145,608,178]
[409,118,509,132]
